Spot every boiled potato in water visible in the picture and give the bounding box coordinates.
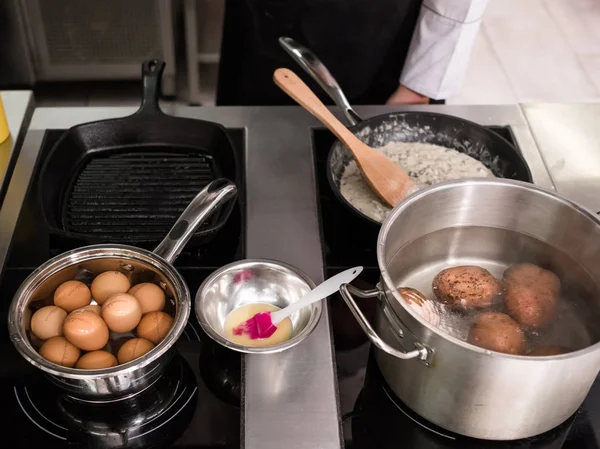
[503,263,560,329]
[432,265,501,310]
[467,312,526,355]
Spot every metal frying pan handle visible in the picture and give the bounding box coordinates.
[137,59,166,116]
[279,37,363,126]
[154,179,238,263]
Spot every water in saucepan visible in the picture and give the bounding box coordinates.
[387,226,600,354]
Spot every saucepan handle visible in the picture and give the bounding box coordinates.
[339,284,432,363]
[154,179,237,263]
[279,37,363,126]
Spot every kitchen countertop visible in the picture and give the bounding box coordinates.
[522,103,600,213]
[0,91,34,206]
[1,101,593,449]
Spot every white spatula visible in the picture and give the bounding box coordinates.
[235,266,363,339]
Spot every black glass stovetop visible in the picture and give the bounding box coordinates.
[0,130,245,449]
[312,127,600,449]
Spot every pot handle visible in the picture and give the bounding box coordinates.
[136,59,165,116]
[153,179,237,263]
[279,37,363,126]
[339,284,432,363]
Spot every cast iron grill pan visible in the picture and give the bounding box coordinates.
[38,60,240,246]
[63,150,221,242]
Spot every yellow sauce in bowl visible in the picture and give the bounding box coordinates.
[224,303,292,347]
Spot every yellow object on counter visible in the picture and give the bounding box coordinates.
[0,96,9,144]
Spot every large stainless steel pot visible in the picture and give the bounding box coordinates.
[8,179,237,401]
[340,179,600,440]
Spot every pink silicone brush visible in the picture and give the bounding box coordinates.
[235,266,363,339]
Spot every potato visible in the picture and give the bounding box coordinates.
[528,345,570,356]
[467,312,526,355]
[503,263,560,328]
[432,265,501,309]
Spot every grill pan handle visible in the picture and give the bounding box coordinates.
[339,284,432,363]
[154,179,238,263]
[279,37,363,126]
[137,59,166,116]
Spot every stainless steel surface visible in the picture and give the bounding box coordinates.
[0,91,35,205]
[347,178,600,440]
[522,103,600,212]
[195,259,321,354]
[279,37,361,126]
[0,103,553,448]
[7,179,236,400]
[19,0,176,94]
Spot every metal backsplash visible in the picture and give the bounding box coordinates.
[19,0,176,94]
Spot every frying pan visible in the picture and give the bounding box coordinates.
[279,37,532,226]
[38,60,239,245]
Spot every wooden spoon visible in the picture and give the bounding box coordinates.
[273,68,416,207]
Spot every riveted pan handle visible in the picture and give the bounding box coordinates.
[137,59,166,116]
[279,37,362,126]
[339,284,432,363]
[154,179,237,263]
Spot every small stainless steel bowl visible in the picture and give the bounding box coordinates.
[195,259,321,354]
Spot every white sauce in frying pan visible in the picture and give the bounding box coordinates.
[340,141,495,223]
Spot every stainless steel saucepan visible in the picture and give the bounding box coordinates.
[340,178,600,440]
[8,179,237,401]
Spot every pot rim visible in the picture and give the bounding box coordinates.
[7,244,190,379]
[377,178,600,360]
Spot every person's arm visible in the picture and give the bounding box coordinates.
[387,0,489,104]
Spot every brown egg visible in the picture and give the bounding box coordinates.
[102,293,142,333]
[31,306,67,340]
[91,271,131,305]
[63,310,109,351]
[76,304,102,315]
[75,350,118,369]
[117,338,155,364]
[136,311,174,344]
[128,283,166,314]
[39,336,80,367]
[53,280,92,312]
